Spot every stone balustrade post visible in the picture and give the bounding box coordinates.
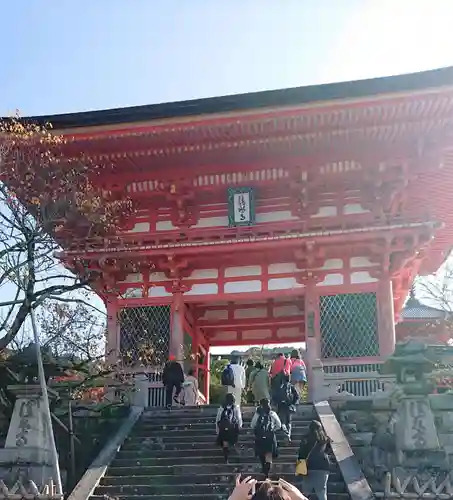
[133,374,149,407]
[0,385,60,490]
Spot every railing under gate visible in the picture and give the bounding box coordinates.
[130,372,207,408]
[322,360,395,398]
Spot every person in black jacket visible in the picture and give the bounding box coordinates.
[276,374,299,442]
[297,420,331,500]
[162,354,185,409]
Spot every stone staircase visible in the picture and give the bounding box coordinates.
[91,404,350,500]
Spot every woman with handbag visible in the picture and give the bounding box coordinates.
[295,420,331,500]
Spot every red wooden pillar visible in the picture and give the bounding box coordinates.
[105,296,120,366]
[192,327,200,377]
[377,277,396,358]
[170,291,184,363]
[204,346,210,403]
[304,281,321,402]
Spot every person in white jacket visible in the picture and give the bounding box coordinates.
[227,357,246,407]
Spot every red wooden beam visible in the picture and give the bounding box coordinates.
[209,335,305,347]
[61,220,437,259]
[199,315,305,330]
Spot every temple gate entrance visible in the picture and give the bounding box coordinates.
[112,275,394,406]
[45,68,453,406]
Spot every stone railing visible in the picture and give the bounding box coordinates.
[313,359,396,401]
[376,469,453,498]
[315,401,374,500]
[0,479,63,500]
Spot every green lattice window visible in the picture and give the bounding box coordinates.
[320,293,379,358]
[119,305,171,366]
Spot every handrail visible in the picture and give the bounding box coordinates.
[67,406,143,500]
[314,401,375,500]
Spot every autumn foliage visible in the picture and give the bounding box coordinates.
[0,115,133,238]
[0,115,135,352]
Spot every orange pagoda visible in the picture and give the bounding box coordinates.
[27,66,453,402]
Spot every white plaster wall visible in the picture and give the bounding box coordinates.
[202,309,229,320]
[276,327,301,338]
[150,272,169,282]
[225,266,262,277]
[148,286,172,297]
[193,216,229,228]
[242,329,273,340]
[156,220,175,231]
[224,280,262,293]
[312,206,337,218]
[273,305,302,317]
[185,283,219,295]
[268,263,298,274]
[256,211,298,223]
[344,203,369,215]
[234,307,268,319]
[118,273,142,283]
[211,331,238,341]
[350,256,376,268]
[321,259,343,270]
[268,277,302,290]
[123,287,143,298]
[189,269,219,279]
[126,222,150,233]
[350,271,378,284]
[317,274,344,286]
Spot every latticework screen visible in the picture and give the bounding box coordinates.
[320,292,379,358]
[119,305,171,367]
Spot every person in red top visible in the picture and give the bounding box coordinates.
[290,349,307,401]
[269,353,291,405]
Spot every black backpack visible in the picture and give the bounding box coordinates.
[218,407,237,432]
[254,412,274,440]
[277,382,294,406]
[221,364,235,387]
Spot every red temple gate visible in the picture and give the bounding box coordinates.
[28,66,453,403]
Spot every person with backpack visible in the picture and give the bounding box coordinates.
[250,398,282,478]
[222,356,246,407]
[215,393,242,463]
[276,374,299,442]
[290,350,307,401]
[249,361,270,402]
[296,420,331,500]
[269,353,291,406]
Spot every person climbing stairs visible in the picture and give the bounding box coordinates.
[90,404,351,500]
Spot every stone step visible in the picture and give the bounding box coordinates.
[100,474,347,492]
[116,445,303,457]
[143,404,315,412]
[91,494,348,500]
[112,455,339,468]
[134,417,314,428]
[123,433,310,446]
[137,413,316,425]
[91,402,350,500]
[127,428,311,442]
[95,479,347,496]
[141,406,316,422]
[120,440,305,453]
[107,463,342,477]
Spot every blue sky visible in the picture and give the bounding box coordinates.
[2,0,453,116]
[2,0,453,354]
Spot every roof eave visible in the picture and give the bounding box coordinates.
[17,66,453,130]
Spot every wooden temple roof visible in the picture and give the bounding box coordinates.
[23,66,453,128]
[400,296,448,320]
[13,65,453,314]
